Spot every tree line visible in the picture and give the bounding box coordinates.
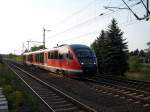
[91,19,129,76]
[91,18,150,76]
[129,46,150,63]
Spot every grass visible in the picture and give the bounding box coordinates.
[126,64,150,82]
[0,63,43,112]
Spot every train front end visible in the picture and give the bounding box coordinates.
[70,44,97,77]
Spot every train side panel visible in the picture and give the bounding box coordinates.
[23,44,97,78]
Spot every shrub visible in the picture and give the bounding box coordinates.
[128,56,141,72]
[3,85,13,95]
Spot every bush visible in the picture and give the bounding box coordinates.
[0,63,41,112]
[140,64,150,74]
[128,56,141,72]
[3,85,13,95]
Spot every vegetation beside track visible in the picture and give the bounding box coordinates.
[0,63,43,112]
[8,53,23,62]
[126,57,150,82]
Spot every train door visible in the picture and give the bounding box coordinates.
[44,52,48,65]
[59,47,69,75]
[63,48,69,75]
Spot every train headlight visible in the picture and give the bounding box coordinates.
[81,62,84,65]
[94,62,96,64]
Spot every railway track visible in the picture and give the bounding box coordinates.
[93,75,150,92]
[84,78,150,109]
[6,62,97,112]
[6,60,150,111]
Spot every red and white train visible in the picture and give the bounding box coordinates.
[23,44,97,78]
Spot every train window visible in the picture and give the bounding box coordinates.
[49,51,58,59]
[48,52,51,59]
[35,54,38,62]
[35,53,40,62]
[54,51,58,59]
[35,54,37,62]
[27,54,33,62]
[75,49,93,58]
[40,53,44,63]
[35,53,44,63]
[51,52,54,59]
[58,53,63,59]
[62,52,73,60]
[67,52,73,60]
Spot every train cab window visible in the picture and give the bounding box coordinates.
[67,52,73,60]
[58,53,63,59]
[63,52,73,60]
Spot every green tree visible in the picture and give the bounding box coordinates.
[133,49,139,56]
[91,30,106,74]
[139,50,145,57]
[91,19,129,76]
[128,56,141,72]
[30,45,44,51]
[146,42,150,63]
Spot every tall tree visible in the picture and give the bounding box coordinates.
[133,49,139,56]
[91,19,129,76]
[91,30,106,74]
[139,50,145,57]
[105,19,129,76]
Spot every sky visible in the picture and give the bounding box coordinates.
[0,0,149,54]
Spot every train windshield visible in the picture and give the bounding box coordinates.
[74,48,96,64]
[75,49,93,58]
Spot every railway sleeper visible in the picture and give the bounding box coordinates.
[32,88,53,91]
[41,95,60,99]
[38,93,57,96]
[128,93,137,96]
[54,106,79,112]
[143,96,150,100]
[36,90,56,94]
[44,97,65,102]
[123,91,131,94]
[47,100,68,104]
[51,103,74,109]
[136,94,144,97]
[37,92,57,96]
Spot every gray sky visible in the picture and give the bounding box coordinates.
[0,0,149,54]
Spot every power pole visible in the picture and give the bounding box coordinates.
[22,43,24,53]
[26,40,43,52]
[43,27,50,49]
[26,41,30,52]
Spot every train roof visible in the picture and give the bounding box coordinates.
[69,44,90,50]
[23,44,90,55]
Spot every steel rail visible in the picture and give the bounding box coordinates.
[6,62,97,112]
[85,78,150,108]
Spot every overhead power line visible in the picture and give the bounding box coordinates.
[121,0,150,20]
[52,0,98,27]
[57,30,99,43]
[49,11,118,39]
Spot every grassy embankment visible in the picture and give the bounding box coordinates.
[0,63,43,112]
[9,54,23,62]
[126,56,150,82]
